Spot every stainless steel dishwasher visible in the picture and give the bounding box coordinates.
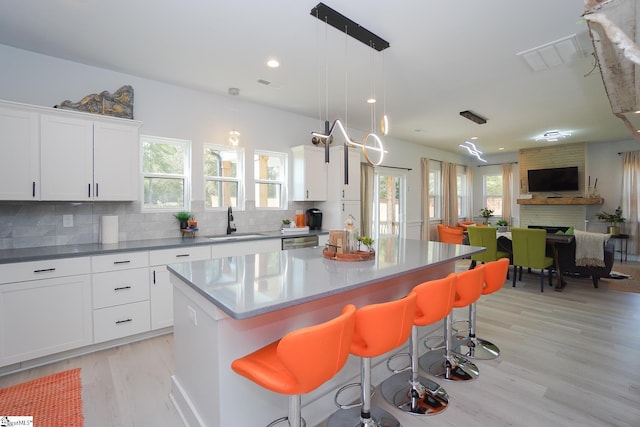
[281,235,319,250]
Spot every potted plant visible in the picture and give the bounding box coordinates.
[495,219,509,232]
[596,206,625,235]
[480,207,494,225]
[173,211,193,230]
[358,236,375,252]
[282,219,293,229]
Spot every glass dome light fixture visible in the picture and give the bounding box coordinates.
[535,129,571,142]
[228,87,240,146]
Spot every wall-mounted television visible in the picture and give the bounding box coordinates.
[527,166,579,192]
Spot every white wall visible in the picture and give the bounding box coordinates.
[0,44,470,246]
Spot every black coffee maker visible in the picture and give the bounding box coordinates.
[306,208,323,230]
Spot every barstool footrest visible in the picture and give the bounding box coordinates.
[453,335,500,360]
[334,382,363,410]
[380,372,449,415]
[419,349,479,382]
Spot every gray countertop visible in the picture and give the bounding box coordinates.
[168,237,482,320]
[0,229,328,264]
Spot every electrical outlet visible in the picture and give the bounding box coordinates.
[188,305,197,326]
[63,214,73,228]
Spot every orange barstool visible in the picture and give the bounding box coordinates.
[380,273,455,415]
[455,258,509,360]
[419,265,484,382]
[231,304,356,427]
[327,292,417,427]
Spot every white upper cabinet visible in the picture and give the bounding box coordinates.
[327,145,361,201]
[0,104,40,200]
[0,99,142,201]
[40,114,94,200]
[291,145,327,201]
[93,121,140,201]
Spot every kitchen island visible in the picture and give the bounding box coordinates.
[167,237,481,427]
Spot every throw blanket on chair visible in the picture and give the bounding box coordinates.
[574,230,611,267]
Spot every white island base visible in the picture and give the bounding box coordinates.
[168,241,479,426]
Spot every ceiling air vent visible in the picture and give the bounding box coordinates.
[517,34,585,72]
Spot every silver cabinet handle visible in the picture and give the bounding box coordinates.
[115,318,133,325]
[114,286,132,291]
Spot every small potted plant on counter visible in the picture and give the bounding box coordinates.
[596,206,625,235]
[358,236,375,252]
[495,219,509,232]
[480,207,494,225]
[173,211,193,230]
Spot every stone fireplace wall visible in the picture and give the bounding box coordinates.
[518,142,591,230]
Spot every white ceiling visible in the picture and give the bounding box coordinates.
[0,0,635,156]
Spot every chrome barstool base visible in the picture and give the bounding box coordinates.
[453,335,500,360]
[380,372,449,415]
[327,406,400,427]
[419,350,479,382]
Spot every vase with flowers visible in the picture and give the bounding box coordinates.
[480,207,494,225]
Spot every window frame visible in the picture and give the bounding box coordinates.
[483,174,503,217]
[140,135,191,212]
[429,160,442,220]
[457,165,468,219]
[253,149,288,210]
[203,143,245,210]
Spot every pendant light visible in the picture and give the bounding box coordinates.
[228,87,240,146]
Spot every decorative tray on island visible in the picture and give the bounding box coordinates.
[322,247,375,262]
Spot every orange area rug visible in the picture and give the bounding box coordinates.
[0,368,83,426]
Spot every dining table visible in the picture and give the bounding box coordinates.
[496,231,574,291]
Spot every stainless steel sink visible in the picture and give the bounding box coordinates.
[206,234,264,242]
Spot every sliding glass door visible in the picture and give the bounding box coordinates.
[373,167,406,239]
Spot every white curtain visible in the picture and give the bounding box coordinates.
[442,162,458,226]
[421,158,430,240]
[622,151,640,254]
[502,163,513,225]
[465,166,473,221]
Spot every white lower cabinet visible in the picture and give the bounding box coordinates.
[90,251,151,344]
[149,246,212,330]
[0,258,92,367]
[93,301,151,343]
[211,238,281,258]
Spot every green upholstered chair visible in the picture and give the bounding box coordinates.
[467,226,510,266]
[510,228,554,292]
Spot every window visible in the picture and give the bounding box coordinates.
[141,135,191,210]
[254,150,287,209]
[483,174,503,216]
[457,166,468,218]
[429,161,441,219]
[204,144,243,209]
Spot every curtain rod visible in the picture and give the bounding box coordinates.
[476,161,518,167]
[376,164,413,171]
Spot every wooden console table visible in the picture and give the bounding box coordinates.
[517,197,604,205]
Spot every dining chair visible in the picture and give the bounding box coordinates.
[437,224,464,245]
[510,228,554,292]
[467,226,511,268]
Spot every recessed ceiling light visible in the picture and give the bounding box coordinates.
[266,58,280,68]
[367,98,376,104]
[498,147,505,150]
[470,136,478,140]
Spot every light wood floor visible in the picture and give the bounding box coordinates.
[1,266,640,426]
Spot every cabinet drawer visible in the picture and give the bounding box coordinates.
[93,300,150,343]
[0,257,91,284]
[92,268,149,309]
[149,246,211,266]
[91,251,148,273]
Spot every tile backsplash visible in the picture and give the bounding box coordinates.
[0,200,313,249]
